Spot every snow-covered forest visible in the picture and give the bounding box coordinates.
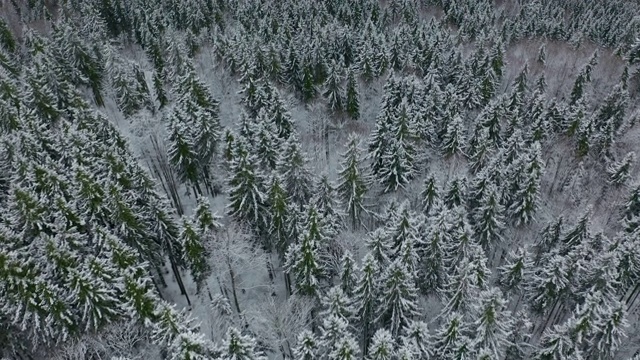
[2,0,640,359]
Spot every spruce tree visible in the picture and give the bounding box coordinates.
[339,250,358,297]
[267,176,290,256]
[278,135,315,209]
[345,67,360,120]
[442,114,466,158]
[179,218,211,294]
[367,329,396,360]
[337,134,369,229]
[293,330,319,360]
[284,205,328,297]
[354,253,379,354]
[226,142,268,232]
[376,260,420,337]
[471,287,514,359]
[323,61,344,114]
[420,174,439,215]
[379,101,417,192]
[607,152,635,186]
[222,327,267,360]
[473,184,505,253]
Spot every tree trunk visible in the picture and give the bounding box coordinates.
[169,253,191,307]
[228,261,242,316]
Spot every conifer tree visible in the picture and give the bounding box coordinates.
[442,114,466,158]
[471,287,514,359]
[278,136,315,209]
[313,175,344,236]
[473,185,505,253]
[226,142,268,232]
[285,205,328,297]
[499,247,533,297]
[444,177,467,209]
[167,117,202,195]
[379,101,417,192]
[534,323,582,360]
[505,309,533,360]
[321,286,354,321]
[323,61,344,114]
[607,152,635,186]
[339,251,358,297]
[366,228,393,266]
[179,218,211,294]
[421,174,439,215]
[400,320,432,359]
[293,330,319,360]
[267,176,289,256]
[433,312,467,358]
[368,329,396,360]
[345,67,360,120]
[528,252,572,315]
[337,134,369,229]
[376,260,420,337]
[222,327,267,360]
[538,43,547,65]
[354,253,379,354]
[329,335,360,360]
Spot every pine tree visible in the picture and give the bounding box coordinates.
[323,61,344,114]
[293,330,319,360]
[321,286,354,321]
[473,185,505,253]
[312,175,344,236]
[420,204,451,294]
[471,287,514,359]
[420,174,439,215]
[222,327,267,360]
[278,136,315,209]
[509,144,543,226]
[339,251,358,297]
[368,329,396,360]
[444,177,467,209]
[376,260,421,337]
[562,206,592,251]
[226,141,268,231]
[527,252,572,315]
[588,299,628,360]
[499,247,533,296]
[433,312,467,358]
[267,176,290,256]
[319,315,350,354]
[345,67,360,120]
[442,257,481,316]
[329,335,360,360]
[534,323,582,360]
[607,152,635,186]
[538,43,547,65]
[505,309,533,360]
[337,134,369,229]
[180,218,211,294]
[166,117,202,195]
[366,228,393,266]
[354,253,379,354]
[285,205,327,297]
[379,101,417,192]
[400,320,432,359]
[442,114,466,158]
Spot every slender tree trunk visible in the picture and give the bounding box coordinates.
[169,253,191,307]
[228,260,242,316]
[155,264,168,287]
[285,272,292,297]
[540,298,561,336]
